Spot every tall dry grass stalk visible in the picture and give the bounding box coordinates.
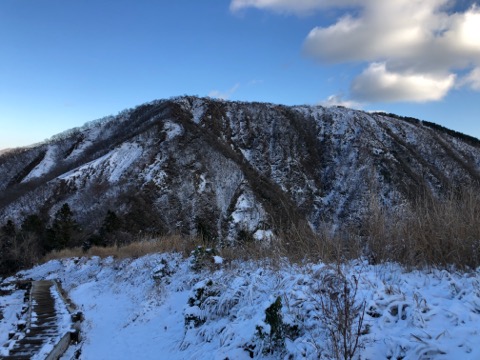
[277,224,362,264]
[363,186,480,269]
[218,221,362,268]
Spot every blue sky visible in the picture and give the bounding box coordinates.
[1,0,479,150]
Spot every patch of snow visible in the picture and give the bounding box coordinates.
[253,229,274,241]
[213,256,223,265]
[230,193,261,231]
[191,99,206,124]
[59,152,111,181]
[66,126,103,160]
[107,143,143,182]
[50,284,73,335]
[0,287,25,351]
[22,146,57,182]
[198,174,207,192]
[239,148,251,162]
[163,121,183,141]
[144,168,168,188]
[59,142,143,183]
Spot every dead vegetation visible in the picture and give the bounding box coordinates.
[42,234,197,262]
[362,186,480,269]
[38,185,480,271]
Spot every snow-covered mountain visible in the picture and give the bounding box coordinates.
[1,96,480,241]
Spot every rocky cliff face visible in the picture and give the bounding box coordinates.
[1,96,479,242]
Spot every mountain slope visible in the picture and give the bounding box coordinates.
[1,96,479,243]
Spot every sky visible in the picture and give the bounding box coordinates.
[0,0,479,150]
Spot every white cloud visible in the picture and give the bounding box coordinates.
[232,0,480,103]
[230,0,359,15]
[455,7,480,51]
[351,63,456,102]
[459,67,480,90]
[208,83,240,100]
[319,94,363,108]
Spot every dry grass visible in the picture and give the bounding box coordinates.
[42,234,198,262]
[216,223,362,269]
[41,186,480,270]
[41,229,356,269]
[362,186,480,269]
[222,185,480,270]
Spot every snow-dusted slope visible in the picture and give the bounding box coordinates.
[1,96,480,240]
[3,254,480,359]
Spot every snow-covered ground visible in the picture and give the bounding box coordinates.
[2,254,480,359]
[0,284,25,346]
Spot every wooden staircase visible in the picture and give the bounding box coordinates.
[1,280,76,360]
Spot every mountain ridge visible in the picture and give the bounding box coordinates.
[1,96,479,245]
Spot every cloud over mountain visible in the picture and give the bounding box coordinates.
[351,63,456,102]
[232,0,480,103]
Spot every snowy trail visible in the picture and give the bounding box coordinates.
[1,280,73,359]
[3,254,480,359]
